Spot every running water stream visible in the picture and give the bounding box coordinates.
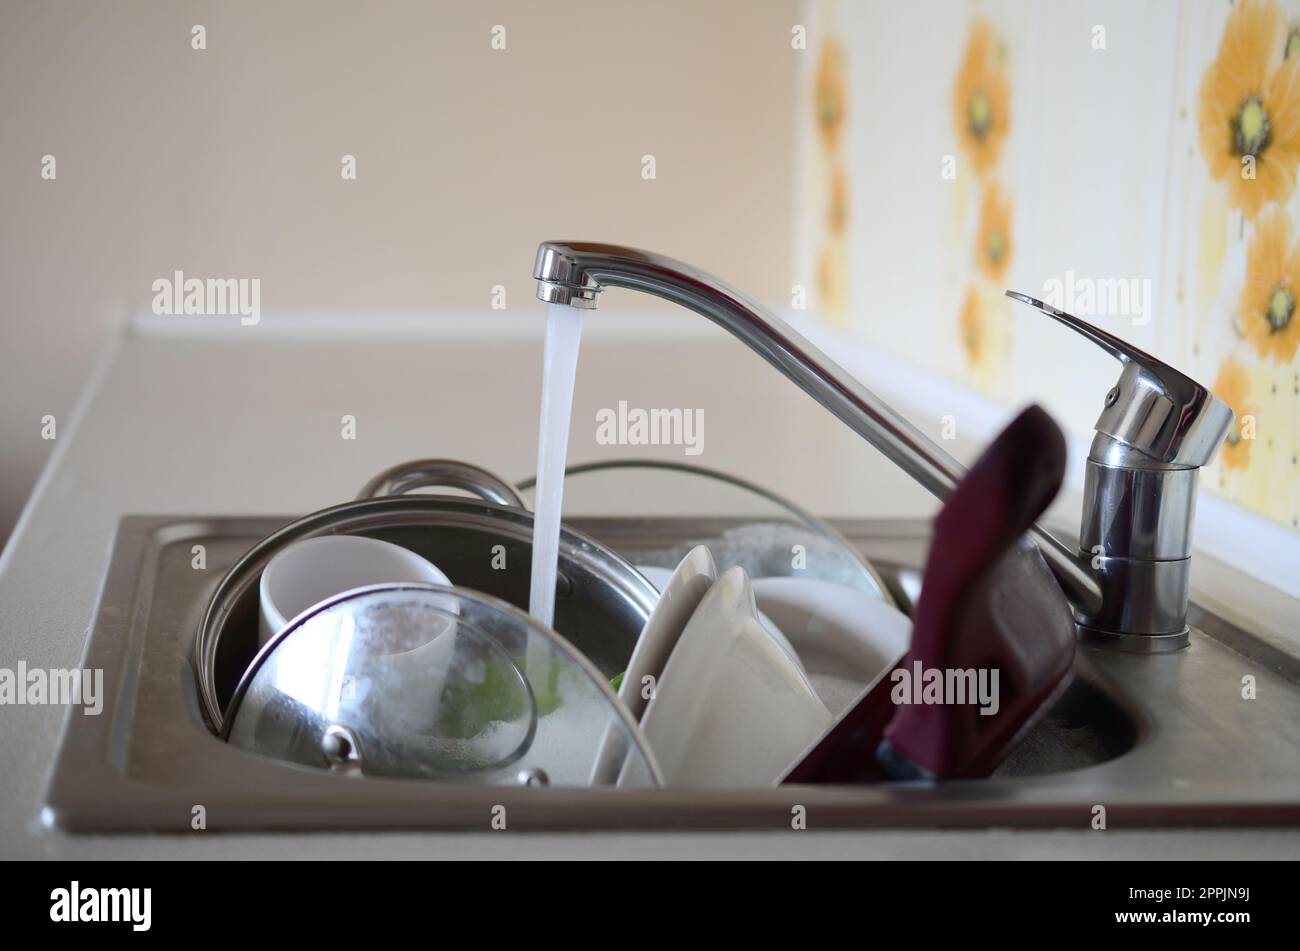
[528,302,585,630]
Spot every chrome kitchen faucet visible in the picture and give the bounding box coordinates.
[534,241,1234,652]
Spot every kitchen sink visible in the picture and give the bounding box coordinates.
[42,514,1300,831]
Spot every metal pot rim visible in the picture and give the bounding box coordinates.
[195,494,660,733]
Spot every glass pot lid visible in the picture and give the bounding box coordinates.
[518,459,895,604]
[222,583,662,788]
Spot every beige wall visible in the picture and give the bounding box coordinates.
[0,0,797,543]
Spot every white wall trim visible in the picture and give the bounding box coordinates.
[128,308,718,342]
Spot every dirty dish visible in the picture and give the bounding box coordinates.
[638,564,803,670]
[752,576,911,716]
[640,566,832,787]
[782,405,1075,784]
[620,547,717,720]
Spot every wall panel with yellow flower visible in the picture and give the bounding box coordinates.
[794,0,1299,572]
[1170,0,1300,531]
[796,0,852,327]
[953,18,1012,179]
[950,15,1017,401]
[795,0,1035,393]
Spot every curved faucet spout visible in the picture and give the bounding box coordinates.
[534,240,1103,618]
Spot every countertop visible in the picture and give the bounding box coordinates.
[2,327,1297,859]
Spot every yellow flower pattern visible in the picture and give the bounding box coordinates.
[1197,0,1300,220]
[954,19,1013,386]
[1238,204,1300,362]
[812,35,850,325]
[953,19,1011,177]
[1212,357,1256,472]
[1194,1,1300,528]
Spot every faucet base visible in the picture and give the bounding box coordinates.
[1078,552,1192,638]
[1077,625,1190,653]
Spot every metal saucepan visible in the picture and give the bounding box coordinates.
[195,459,660,734]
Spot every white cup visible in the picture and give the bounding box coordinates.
[258,535,451,646]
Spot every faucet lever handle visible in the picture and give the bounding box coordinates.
[1005,290,1233,468]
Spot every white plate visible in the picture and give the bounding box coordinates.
[751,575,911,716]
[637,564,803,670]
[619,548,717,722]
[641,566,832,788]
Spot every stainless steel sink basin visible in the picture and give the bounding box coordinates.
[42,514,1300,831]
